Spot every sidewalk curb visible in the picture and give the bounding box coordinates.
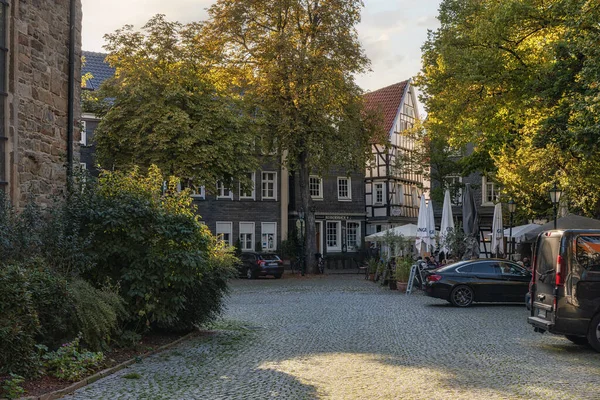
[17,331,198,400]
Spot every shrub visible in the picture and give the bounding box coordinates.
[70,279,125,351]
[394,257,413,282]
[1,374,25,399]
[0,264,40,377]
[40,335,104,382]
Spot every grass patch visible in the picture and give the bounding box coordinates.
[122,372,141,379]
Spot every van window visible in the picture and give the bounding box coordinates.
[575,236,600,273]
[537,237,560,274]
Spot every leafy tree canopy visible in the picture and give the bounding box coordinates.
[416,0,600,218]
[93,15,259,191]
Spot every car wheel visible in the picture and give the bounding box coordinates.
[587,313,600,352]
[565,335,589,346]
[450,285,474,307]
[246,267,255,280]
[273,274,282,279]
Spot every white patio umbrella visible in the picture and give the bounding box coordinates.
[491,203,504,256]
[439,189,455,254]
[415,195,429,253]
[427,197,436,253]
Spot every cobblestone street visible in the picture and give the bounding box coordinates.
[68,275,600,399]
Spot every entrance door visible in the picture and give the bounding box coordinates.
[315,222,322,254]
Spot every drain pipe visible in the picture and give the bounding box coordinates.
[66,0,76,184]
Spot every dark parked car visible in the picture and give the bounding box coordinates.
[238,252,284,279]
[528,230,600,351]
[425,259,531,307]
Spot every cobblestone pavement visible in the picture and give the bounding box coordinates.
[68,275,600,400]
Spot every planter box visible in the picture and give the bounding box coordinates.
[396,281,408,293]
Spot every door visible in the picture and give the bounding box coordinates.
[469,261,503,302]
[498,262,530,302]
[532,234,561,322]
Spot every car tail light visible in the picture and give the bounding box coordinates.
[427,274,442,282]
[555,254,564,286]
[257,260,265,267]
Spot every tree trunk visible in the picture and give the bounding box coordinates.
[298,152,318,274]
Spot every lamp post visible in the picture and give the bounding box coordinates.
[549,183,563,230]
[298,208,305,276]
[507,199,516,260]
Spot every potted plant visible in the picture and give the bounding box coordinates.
[366,258,379,281]
[394,257,413,293]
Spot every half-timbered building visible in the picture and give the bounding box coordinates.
[364,80,425,235]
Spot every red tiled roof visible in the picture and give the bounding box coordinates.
[364,80,409,135]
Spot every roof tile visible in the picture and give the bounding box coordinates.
[364,80,409,134]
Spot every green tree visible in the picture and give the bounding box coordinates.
[93,15,258,191]
[416,0,600,218]
[202,0,382,272]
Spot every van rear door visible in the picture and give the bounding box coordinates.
[528,232,562,331]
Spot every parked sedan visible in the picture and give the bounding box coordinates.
[425,259,531,307]
[238,252,284,279]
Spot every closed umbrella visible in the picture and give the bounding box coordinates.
[415,195,428,253]
[462,184,480,259]
[440,189,455,254]
[427,198,436,252]
[491,203,504,256]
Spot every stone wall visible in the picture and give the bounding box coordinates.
[6,0,82,208]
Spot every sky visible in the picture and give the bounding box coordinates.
[81,0,442,93]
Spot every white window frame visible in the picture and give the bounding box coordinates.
[446,176,463,206]
[261,171,277,200]
[374,183,384,205]
[337,177,352,201]
[346,221,361,252]
[310,175,323,200]
[217,181,233,200]
[215,222,233,246]
[80,120,87,146]
[326,221,341,251]
[239,222,255,252]
[239,172,256,200]
[482,176,499,206]
[191,185,206,200]
[261,222,277,251]
[79,162,87,171]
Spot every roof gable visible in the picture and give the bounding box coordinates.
[363,80,409,135]
[82,51,115,90]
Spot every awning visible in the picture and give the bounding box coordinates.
[365,224,419,242]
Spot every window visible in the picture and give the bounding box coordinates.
[576,236,600,275]
[261,172,277,200]
[240,172,255,200]
[482,177,499,205]
[326,221,341,251]
[79,162,87,171]
[337,177,351,201]
[346,222,361,251]
[239,222,255,252]
[470,262,498,274]
[191,185,205,199]
[80,120,87,146]
[217,181,232,199]
[309,176,323,199]
[446,176,463,206]
[374,183,384,204]
[261,222,277,251]
[215,222,233,246]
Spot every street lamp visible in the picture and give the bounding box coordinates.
[507,199,516,259]
[549,183,562,229]
[298,208,305,276]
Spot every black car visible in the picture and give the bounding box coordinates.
[238,252,284,279]
[425,259,531,307]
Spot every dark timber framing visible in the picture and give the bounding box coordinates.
[0,0,7,191]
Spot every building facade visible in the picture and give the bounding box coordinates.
[0,0,82,207]
[364,80,426,235]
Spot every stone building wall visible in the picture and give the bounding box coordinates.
[4,0,82,208]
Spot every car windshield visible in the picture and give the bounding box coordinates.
[259,254,280,261]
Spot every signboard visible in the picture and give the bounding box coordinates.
[406,264,417,294]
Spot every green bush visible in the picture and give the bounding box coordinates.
[0,264,41,377]
[40,335,104,382]
[1,373,26,399]
[70,279,125,351]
